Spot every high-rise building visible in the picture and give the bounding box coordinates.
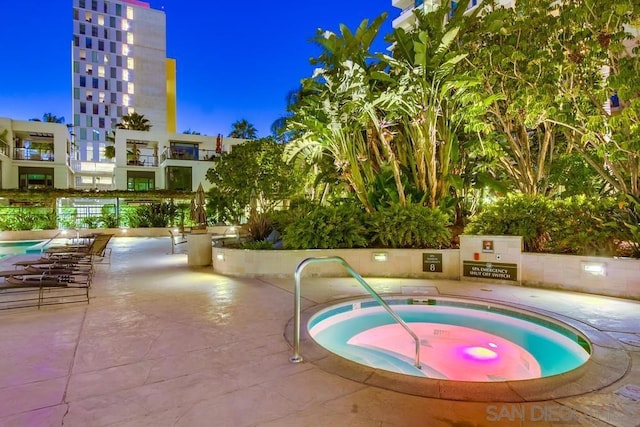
[71,0,176,187]
[391,0,513,30]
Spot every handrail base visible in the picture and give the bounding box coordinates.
[289,356,304,364]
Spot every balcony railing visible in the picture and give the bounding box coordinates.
[14,148,55,162]
[127,153,157,167]
[160,147,220,163]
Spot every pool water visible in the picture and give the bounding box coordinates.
[0,240,47,259]
[308,298,591,382]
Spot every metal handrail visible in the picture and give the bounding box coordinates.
[289,256,421,369]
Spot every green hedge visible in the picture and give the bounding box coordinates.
[467,194,633,256]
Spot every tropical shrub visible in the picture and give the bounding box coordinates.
[547,196,624,256]
[246,212,272,241]
[368,203,451,249]
[283,204,368,249]
[614,194,640,258]
[129,202,176,227]
[466,194,554,252]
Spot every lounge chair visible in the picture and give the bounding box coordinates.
[43,233,113,263]
[3,271,92,308]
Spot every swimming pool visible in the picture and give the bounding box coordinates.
[308,297,591,382]
[0,240,47,259]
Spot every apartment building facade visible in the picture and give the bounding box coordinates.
[391,0,514,30]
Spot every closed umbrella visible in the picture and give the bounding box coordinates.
[194,183,207,229]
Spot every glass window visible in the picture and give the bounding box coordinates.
[86,64,93,74]
[79,0,85,8]
[86,115,93,126]
[79,49,86,60]
[110,41,116,53]
[74,36,80,47]
[109,16,116,28]
[98,65,105,77]
[127,173,155,191]
[116,56,122,66]
[80,128,87,139]
[85,37,92,49]
[127,83,134,94]
[99,117,105,128]
[74,114,80,126]
[98,40,104,51]
[74,88,80,99]
[92,25,98,37]
[127,33,134,44]
[103,28,109,38]
[126,6,134,19]
[99,92,105,103]
[93,129,100,141]
[110,67,116,78]
[104,105,110,115]
[18,167,54,190]
[104,80,109,90]
[79,76,86,87]
[92,51,99,62]
[86,90,93,101]
[122,69,129,81]
[115,4,122,16]
[127,57,134,69]
[116,81,122,92]
[91,0,97,11]
[73,61,80,73]
[116,30,122,42]
[80,102,87,113]
[93,104,99,114]
[166,167,192,191]
[111,93,117,103]
[92,78,99,89]
[85,11,92,22]
[79,23,86,34]
[98,14,104,26]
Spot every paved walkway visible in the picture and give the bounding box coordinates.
[0,237,638,426]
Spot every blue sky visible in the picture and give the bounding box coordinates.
[0,1,396,138]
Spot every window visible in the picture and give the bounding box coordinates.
[85,37,92,49]
[98,40,104,51]
[111,93,117,103]
[127,172,155,191]
[74,8,80,20]
[73,61,80,73]
[93,104,99,114]
[86,115,93,126]
[103,53,109,64]
[166,167,192,191]
[116,56,122,66]
[92,25,98,37]
[104,105,110,116]
[79,0,85,9]
[79,49,86,60]
[122,20,129,31]
[127,33,134,44]
[74,36,80,47]
[99,117,105,128]
[74,114,80,126]
[79,76,86,87]
[80,128,87,139]
[103,1,108,13]
[85,11,92,22]
[126,6,134,19]
[116,81,122,92]
[74,88,80,99]
[110,41,116,53]
[98,14,104,26]
[93,129,100,141]
[127,57,134,69]
[86,64,93,75]
[91,0,97,11]
[103,28,109,38]
[110,67,116,78]
[80,102,87,113]
[98,65,105,77]
[121,44,129,56]
[99,92,105,103]
[92,78,99,89]
[127,82,134,94]
[19,167,54,190]
[109,16,116,28]
[115,4,122,16]
[79,23,86,34]
[123,94,130,106]
[122,69,129,81]
[86,90,93,101]
[116,30,122,42]
[92,51,99,62]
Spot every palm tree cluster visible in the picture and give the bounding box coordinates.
[285,0,639,224]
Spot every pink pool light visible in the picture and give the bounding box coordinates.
[347,323,541,381]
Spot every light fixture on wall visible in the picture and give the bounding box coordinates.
[372,252,388,262]
[581,262,606,276]
[216,253,225,261]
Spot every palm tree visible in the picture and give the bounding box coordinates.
[228,119,257,139]
[116,112,151,131]
[30,113,65,123]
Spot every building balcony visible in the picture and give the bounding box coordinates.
[160,147,220,163]
[13,147,55,162]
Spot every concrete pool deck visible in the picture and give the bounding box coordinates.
[0,237,638,426]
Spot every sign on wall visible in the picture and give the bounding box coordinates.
[463,261,518,281]
[423,253,443,273]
